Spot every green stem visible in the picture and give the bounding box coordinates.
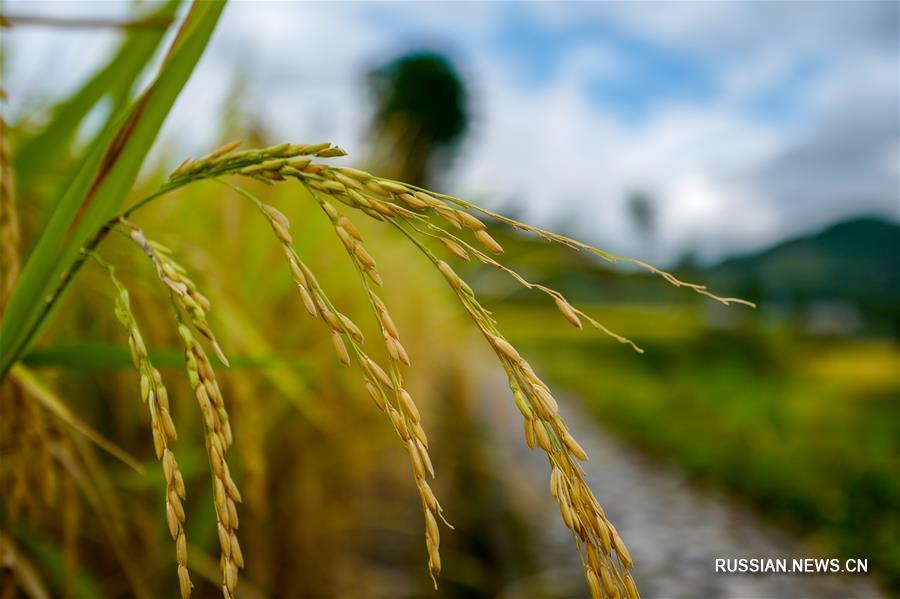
[121,180,187,217]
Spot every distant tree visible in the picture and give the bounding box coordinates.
[626,191,656,241]
[367,51,468,186]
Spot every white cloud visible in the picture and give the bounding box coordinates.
[3,1,897,264]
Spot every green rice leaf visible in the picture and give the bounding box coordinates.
[0,0,226,378]
[13,0,180,194]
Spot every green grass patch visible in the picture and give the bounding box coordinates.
[510,311,900,590]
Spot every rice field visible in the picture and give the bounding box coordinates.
[2,3,896,598]
[502,304,900,591]
[0,4,721,596]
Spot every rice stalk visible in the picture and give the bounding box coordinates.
[121,218,229,366]
[308,191,448,584]
[90,252,193,599]
[116,221,241,598]
[8,365,143,473]
[7,365,151,598]
[0,379,57,520]
[4,361,150,595]
[51,434,151,599]
[0,531,51,599]
[222,180,448,584]
[0,87,20,316]
[1,173,54,524]
[177,322,243,599]
[61,475,80,597]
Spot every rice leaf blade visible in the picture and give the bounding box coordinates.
[0,0,226,378]
[12,0,180,193]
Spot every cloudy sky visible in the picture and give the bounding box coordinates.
[4,1,899,264]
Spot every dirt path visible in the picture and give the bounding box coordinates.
[474,375,884,599]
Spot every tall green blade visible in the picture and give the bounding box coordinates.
[0,0,227,378]
[12,0,180,194]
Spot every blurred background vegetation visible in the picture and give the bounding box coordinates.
[2,3,898,598]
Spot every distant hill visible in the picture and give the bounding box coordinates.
[484,215,899,333]
[702,217,899,332]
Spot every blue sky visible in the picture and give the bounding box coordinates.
[4,1,899,263]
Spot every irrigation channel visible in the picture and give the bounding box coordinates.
[472,374,884,599]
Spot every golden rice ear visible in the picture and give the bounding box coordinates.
[129,140,756,599]
[366,216,640,597]
[120,221,244,599]
[168,141,345,183]
[299,191,449,584]
[238,186,449,584]
[177,324,241,599]
[96,256,192,599]
[123,220,230,367]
